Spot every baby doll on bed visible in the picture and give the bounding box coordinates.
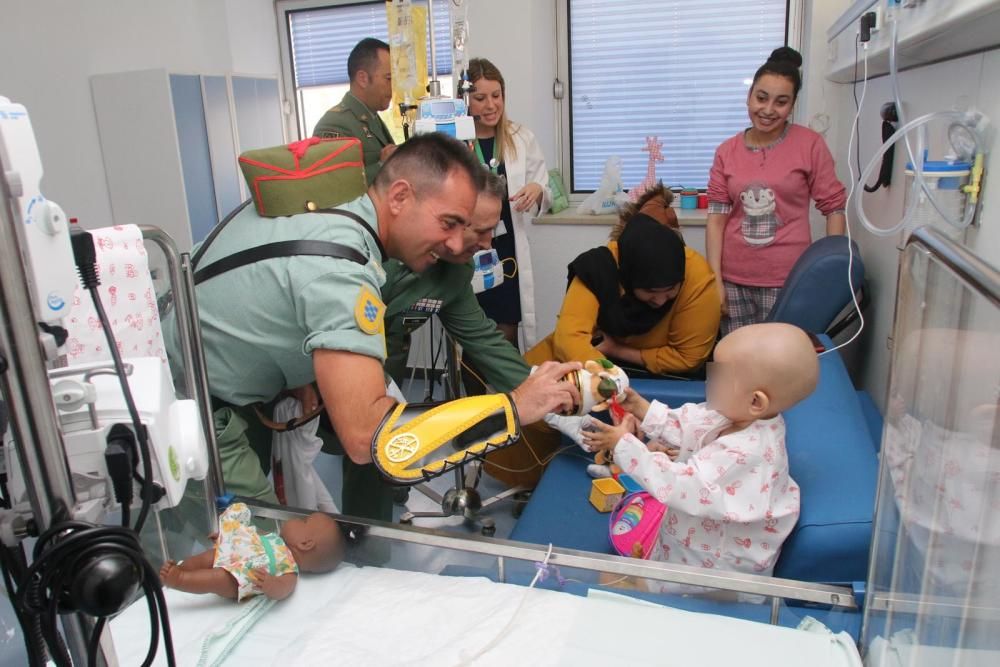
[160,502,344,602]
[582,322,818,582]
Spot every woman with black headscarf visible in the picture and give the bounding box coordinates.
[483,209,720,488]
[526,213,719,376]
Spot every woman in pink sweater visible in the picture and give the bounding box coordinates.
[706,47,846,335]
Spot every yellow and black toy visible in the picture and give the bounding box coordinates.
[372,394,520,484]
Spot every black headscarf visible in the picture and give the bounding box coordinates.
[567,214,686,338]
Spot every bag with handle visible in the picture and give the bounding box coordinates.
[608,491,666,558]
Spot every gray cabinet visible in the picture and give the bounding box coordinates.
[91,70,283,249]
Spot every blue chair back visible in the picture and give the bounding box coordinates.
[765,235,864,333]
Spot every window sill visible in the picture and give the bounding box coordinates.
[535,207,708,227]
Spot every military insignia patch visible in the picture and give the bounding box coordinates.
[354,286,385,335]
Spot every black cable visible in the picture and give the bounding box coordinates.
[0,545,47,666]
[15,521,176,667]
[85,617,106,667]
[87,288,153,532]
[70,226,155,533]
[853,33,862,178]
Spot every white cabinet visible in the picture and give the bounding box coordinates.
[91,70,284,250]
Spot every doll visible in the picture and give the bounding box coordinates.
[160,502,344,602]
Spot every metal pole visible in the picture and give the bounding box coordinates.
[0,143,102,665]
[140,226,224,505]
[179,252,226,497]
[426,0,441,97]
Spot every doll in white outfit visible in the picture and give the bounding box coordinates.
[582,322,819,582]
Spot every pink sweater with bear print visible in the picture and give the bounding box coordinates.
[707,124,846,287]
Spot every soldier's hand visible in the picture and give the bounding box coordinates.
[380,144,398,162]
[511,361,582,424]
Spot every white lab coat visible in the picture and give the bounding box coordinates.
[502,122,551,347]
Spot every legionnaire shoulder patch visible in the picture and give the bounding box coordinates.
[354,286,385,335]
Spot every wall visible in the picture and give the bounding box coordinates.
[0,0,279,230]
[828,47,1000,409]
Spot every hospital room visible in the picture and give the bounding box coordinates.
[0,0,999,664]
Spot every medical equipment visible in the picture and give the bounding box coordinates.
[903,158,973,233]
[471,247,504,294]
[408,0,476,141]
[0,96,218,665]
[414,96,476,140]
[851,15,989,239]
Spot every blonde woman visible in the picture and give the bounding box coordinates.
[467,58,551,348]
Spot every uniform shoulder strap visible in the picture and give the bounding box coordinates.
[191,204,385,286]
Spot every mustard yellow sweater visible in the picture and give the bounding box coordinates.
[525,242,720,374]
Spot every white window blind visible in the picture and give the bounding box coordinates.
[289,1,451,89]
[569,0,787,191]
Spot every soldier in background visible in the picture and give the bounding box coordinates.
[313,38,397,185]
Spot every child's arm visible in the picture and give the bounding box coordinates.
[613,433,728,512]
[250,570,298,601]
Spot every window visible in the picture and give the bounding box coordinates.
[278,0,452,140]
[562,0,791,192]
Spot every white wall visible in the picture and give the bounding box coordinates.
[0,0,279,229]
[465,0,559,166]
[828,47,1000,409]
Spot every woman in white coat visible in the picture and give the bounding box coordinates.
[467,58,551,348]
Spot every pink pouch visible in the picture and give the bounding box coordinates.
[608,492,666,558]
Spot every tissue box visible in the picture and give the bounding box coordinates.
[239,137,366,217]
[589,477,625,512]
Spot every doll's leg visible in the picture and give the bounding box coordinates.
[160,561,239,599]
[176,549,216,571]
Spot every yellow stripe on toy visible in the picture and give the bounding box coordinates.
[372,394,519,483]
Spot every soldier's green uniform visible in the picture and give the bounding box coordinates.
[313,92,395,186]
[381,259,530,392]
[163,195,394,520]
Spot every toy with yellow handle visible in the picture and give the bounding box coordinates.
[372,394,520,484]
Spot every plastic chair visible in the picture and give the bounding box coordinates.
[765,235,866,335]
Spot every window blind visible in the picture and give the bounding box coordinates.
[569,0,787,191]
[290,1,452,89]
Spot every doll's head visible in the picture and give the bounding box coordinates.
[280,512,345,573]
[707,323,818,425]
[575,359,629,414]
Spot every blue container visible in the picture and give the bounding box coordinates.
[679,189,699,209]
[618,474,644,494]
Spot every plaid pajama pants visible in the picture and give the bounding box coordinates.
[721,281,781,335]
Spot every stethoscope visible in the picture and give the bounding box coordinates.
[472,138,500,175]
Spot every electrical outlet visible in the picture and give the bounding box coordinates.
[870,4,882,33]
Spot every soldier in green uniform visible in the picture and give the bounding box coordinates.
[382,172,530,395]
[313,38,397,185]
[164,134,580,523]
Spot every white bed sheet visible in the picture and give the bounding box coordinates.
[111,564,861,666]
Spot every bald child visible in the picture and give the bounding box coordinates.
[583,323,819,580]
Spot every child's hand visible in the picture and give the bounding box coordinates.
[582,413,639,452]
[647,440,680,460]
[250,570,297,601]
[620,388,651,421]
